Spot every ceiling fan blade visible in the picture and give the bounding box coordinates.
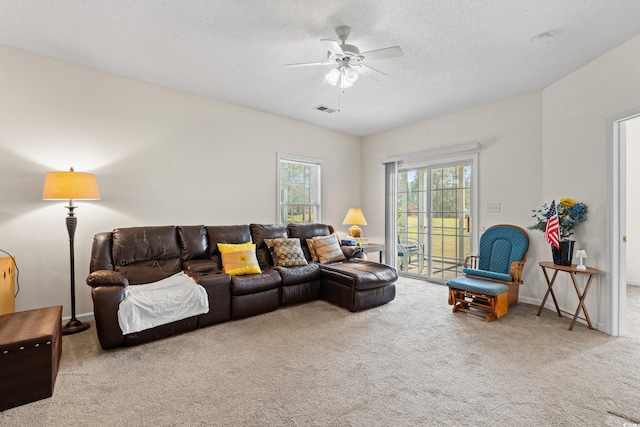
[360,46,403,61]
[357,64,387,81]
[321,39,344,55]
[284,61,333,68]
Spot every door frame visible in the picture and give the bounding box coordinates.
[395,152,479,281]
[607,108,640,336]
[382,142,482,274]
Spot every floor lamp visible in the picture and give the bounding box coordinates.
[43,167,100,335]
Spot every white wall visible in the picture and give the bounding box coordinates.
[362,33,640,333]
[3,30,640,333]
[0,45,361,317]
[361,91,543,292]
[542,34,640,332]
[625,116,640,285]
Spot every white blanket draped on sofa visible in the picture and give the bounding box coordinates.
[118,271,209,335]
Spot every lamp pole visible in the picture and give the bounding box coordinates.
[62,200,90,335]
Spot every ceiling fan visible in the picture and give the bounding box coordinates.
[285,26,403,89]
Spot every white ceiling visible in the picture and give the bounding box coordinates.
[1,1,640,137]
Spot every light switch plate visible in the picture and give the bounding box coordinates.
[486,202,501,212]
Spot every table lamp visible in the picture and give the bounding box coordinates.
[575,249,587,270]
[43,167,100,335]
[343,208,367,238]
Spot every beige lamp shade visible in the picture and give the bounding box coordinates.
[343,208,367,237]
[42,168,101,200]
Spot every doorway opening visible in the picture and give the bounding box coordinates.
[609,110,640,336]
[397,162,471,282]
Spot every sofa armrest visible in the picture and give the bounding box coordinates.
[341,246,369,260]
[352,250,367,260]
[183,259,220,275]
[86,270,129,288]
[91,283,126,350]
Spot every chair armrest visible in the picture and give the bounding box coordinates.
[86,270,129,288]
[510,261,525,283]
[464,255,479,269]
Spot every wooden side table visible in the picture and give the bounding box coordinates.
[537,261,599,331]
[360,243,385,263]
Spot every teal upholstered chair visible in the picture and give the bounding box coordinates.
[446,224,529,321]
[462,224,529,305]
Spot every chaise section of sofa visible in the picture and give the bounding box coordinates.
[86,223,397,350]
[288,223,397,312]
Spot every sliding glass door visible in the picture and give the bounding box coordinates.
[397,161,472,282]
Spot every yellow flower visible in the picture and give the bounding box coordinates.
[238,254,248,264]
[560,197,575,207]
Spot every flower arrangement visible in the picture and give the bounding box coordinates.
[530,198,588,241]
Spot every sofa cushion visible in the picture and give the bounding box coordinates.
[231,269,281,296]
[320,258,398,291]
[312,234,346,264]
[112,226,182,285]
[177,225,208,261]
[287,223,334,261]
[265,238,308,267]
[249,224,288,269]
[275,263,321,287]
[218,243,262,276]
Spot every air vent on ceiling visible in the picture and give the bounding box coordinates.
[313,105,337,114]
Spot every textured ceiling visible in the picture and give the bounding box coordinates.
[1,1,640,137]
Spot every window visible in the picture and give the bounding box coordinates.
[277,153,322,225]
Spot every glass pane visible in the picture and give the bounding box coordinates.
[279,159,320,225]
[398,161,472,281]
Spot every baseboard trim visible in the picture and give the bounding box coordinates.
[62,311,95,323]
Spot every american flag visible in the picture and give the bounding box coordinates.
[545,200,560,249]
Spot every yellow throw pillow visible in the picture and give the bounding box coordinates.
[217,242,262,276]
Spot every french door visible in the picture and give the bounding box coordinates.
[397,161,473,282]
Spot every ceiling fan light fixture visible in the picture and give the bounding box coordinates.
[345,67,359,83]
[325,67,359,89]
[324,68,341,86]
[339,76,353,89]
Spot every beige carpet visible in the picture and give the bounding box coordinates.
[2,279,640,426]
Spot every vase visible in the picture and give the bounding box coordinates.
[552,240,575,266]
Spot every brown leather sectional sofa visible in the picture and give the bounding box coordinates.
[86,223,397,349]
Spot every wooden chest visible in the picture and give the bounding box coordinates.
[0,306,62,411]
